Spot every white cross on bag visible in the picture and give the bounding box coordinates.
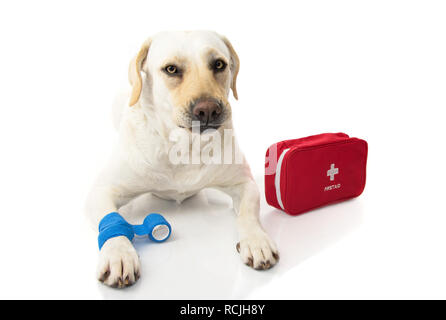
[327,163,339,181]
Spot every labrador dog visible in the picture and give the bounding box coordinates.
[86,30,279,288]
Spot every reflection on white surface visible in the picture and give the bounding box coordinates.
[96,175,363,299]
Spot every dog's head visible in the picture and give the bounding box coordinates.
[128,31,239,133]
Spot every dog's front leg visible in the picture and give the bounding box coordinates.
[86,184,140,288]
[220,180,279,270]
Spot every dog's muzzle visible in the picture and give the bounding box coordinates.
[189,97,225,132]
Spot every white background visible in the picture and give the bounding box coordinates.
[0,0,445,299]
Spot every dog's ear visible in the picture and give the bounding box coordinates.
[128,38,152,106]
[220,35,240,100]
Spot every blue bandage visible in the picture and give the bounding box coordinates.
[98,212,171,250]
[98,212,134,250]
[133,213,172,243]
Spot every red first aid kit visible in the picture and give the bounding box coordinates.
[265,133,368,215]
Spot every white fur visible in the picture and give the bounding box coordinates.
[86,31,279,288]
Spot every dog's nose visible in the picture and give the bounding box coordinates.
[192,99,222,127]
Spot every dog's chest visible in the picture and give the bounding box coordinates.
[129,139,223,197]
[147,163,222,201]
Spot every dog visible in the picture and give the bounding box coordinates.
[86,30,279,288]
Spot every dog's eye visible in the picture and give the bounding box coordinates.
[213,59,226,72]
[165,65,179,74]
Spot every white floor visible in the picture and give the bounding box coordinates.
[86,177,365,300]
[3,166,446,299]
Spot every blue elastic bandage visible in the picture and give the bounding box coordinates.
[98,212,172,250]
[98,212,134,250]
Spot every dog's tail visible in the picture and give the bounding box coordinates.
[111,89,130,130]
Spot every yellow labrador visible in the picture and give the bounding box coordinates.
[86,30,279,288]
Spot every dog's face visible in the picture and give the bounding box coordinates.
[128,31,239,132]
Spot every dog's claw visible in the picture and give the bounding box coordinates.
[255,261,266,270]
[99,270,109,282]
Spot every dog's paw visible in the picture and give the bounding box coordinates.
[96,236,140,288]
[236,230,279,270]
